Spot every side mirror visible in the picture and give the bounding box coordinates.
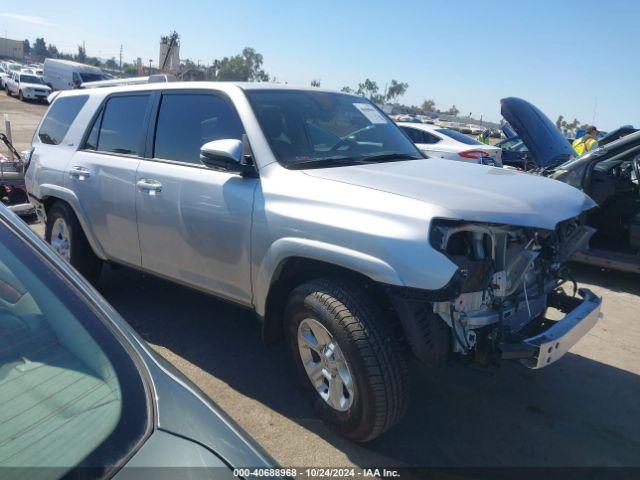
[200,137,255,175]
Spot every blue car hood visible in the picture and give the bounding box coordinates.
[500,97,575,167]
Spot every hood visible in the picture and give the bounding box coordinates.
[500,97,575,167]
[303,159,596,230]
[21,82,50,90]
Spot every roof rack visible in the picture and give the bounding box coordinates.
[79,73,177,89]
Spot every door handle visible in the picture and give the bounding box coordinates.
[137,179,163,195]
[69,166,91,180]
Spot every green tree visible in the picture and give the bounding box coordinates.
[385,79,408,103]
[23,39,31,56]
[356,78,379,99]
[212,47,269,81]
[555,115,564,130]
[104,57,118,69]
[310,79,321,87]
[76,45,87,63]
[47,44,59,57]
[32,38,48,59]
[446,105,460,116]
[421,99,436,112]
[340,86,353,93]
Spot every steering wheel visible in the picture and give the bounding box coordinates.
[632,155,640,185]
[329,137,359,152]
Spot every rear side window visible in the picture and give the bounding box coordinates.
[88,95,149,155]
[38,96,89,145]
[153,93,244,164]
[435,128,483,146]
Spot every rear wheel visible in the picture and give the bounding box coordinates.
[285,277,409,442]
[45,201,102,283]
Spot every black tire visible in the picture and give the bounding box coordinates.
[5,86,10,97]
[45,201,102,283]
[18,90,24,101]
[285,277,409,442]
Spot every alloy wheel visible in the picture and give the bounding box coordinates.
[297,318,355,412]
[50,217,71,261]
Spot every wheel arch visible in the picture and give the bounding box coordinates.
[39,184,107,260]
[260,253,399,344]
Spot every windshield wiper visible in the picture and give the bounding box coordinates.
[356,152,423,163]
[287,152,422,170]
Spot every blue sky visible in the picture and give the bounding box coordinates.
[1,0,639,129]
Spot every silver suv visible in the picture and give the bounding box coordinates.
[26,82,601,442]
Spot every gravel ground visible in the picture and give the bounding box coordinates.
[2,92,639,468]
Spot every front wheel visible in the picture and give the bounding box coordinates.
[285,277,409,442]
[18,90,24,101]
[45,201,103,283]
[5,86,10,97]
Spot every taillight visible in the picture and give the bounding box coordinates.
[459,150,490,159]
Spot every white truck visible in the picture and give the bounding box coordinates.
[43,58,106,91]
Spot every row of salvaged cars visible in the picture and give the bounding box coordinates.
[0,79,638,476]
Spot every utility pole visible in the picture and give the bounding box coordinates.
[119,45,123,71]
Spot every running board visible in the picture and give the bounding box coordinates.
[572,248,640,274]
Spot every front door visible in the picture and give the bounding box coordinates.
[135,91,257,305]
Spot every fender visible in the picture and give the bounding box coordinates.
[253,237,405,317]
[37,183,108,260]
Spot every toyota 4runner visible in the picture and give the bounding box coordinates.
[25,82,601,442]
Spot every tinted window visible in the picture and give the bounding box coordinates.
[401,126,423,143]
[0,220,148,474]
[153,93,244,164]
[38,95,89,145]
[435,128,484,145]
[97,95,149,155]
[422,131,441,144]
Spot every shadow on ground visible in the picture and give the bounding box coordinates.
[97,265,640,468]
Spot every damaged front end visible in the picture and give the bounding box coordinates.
[391,217,601,369]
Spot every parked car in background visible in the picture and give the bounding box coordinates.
[27,83,600,442]
[0,204,277,477]
[5,71,52,102]
[44,58,107,90]
[496,135,530,169]
[546,130,640,273]
[398,121,502,165]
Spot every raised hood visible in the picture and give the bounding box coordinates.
[303,159,596,230]
[501,97,575,167]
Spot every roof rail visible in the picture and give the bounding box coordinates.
[79,73,177,89]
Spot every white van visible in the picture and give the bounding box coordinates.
[43,58,106,90]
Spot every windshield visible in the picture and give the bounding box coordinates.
[79,72,105,82]
[246,90,421,168]
[19,75,44,84]
[435,128,484,145]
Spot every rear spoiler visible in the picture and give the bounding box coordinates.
[79,73,177,89]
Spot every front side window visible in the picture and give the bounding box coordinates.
[94,95,149,155]
[153,93,244,164]
[38,95,89,145]
[0,220,149,475]
[246,90,421,168]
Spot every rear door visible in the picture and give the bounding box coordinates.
[135,90,257,305]
[69,93,152,266]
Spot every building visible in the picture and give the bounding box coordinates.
[159,33,180,73]
[0,37,25,60]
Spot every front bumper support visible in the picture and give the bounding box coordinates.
[501,288,601,369]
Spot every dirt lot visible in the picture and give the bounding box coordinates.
[2,93,639,468]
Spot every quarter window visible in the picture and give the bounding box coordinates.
[90,95,150,155]
[153,93,244,164]
[38,95,89,145]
